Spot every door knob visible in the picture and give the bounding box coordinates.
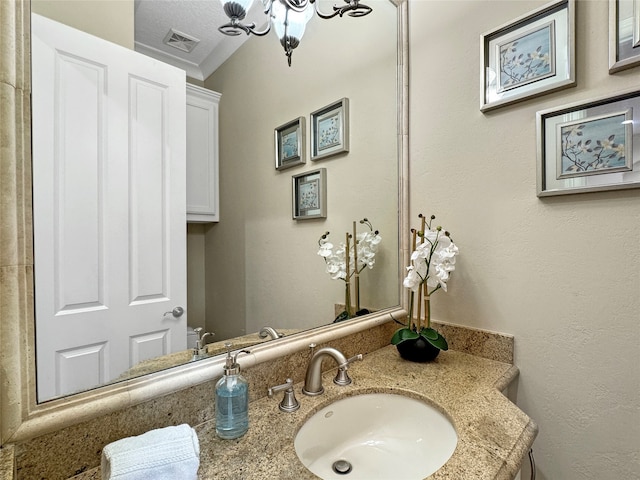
[164,306,184,318]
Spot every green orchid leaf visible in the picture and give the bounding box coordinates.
[421,327,439,340]
[391,328,419,345]
[421,329,449,351]
[333,311,350,323]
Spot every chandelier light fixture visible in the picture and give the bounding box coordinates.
[218,0,373,66]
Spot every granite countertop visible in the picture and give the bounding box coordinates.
[59,344,536,480]
[194,345,537,480]
[0,445,13,480]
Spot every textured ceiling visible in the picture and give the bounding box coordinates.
[134,0,268,81]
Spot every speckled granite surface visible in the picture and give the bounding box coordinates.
[0,446,14,480]
[7,322,523,479]
[431,321,514,364]
[191,346,536,480]
[68,346,536,480]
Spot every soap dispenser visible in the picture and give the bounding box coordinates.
[215,344,250,440]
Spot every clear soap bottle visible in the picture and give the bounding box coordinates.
[215,344,250,440]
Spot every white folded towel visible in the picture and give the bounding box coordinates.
[101,424,200,480]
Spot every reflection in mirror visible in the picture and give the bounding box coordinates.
[29,0,400,403]
[1,0,407,445]
[203,0,399,339]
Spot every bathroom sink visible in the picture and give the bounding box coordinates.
[294,393,457,480]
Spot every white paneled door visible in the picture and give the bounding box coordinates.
[32,14,187,402]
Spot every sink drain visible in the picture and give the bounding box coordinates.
[332,459,353,475]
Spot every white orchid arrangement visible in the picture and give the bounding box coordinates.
[318,218,381,320]
[318,220,381,280]
[391,213,459,351]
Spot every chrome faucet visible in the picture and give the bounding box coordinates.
[302,347,363,396]
[258,326,283,340]
[192,327,214,360]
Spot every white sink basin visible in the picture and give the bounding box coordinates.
[294,393,457,480]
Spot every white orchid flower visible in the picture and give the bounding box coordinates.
[317,220,381,282]
[402,217,459,296]
[317,240,334,258]
[403,266,422,291]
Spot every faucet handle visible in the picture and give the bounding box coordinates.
[268,378,300,412]
[334,354,363,386]
[346,354,363,365]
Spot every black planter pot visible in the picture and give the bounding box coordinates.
[396,336,441,362]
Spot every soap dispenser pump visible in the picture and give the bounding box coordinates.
[215,343,250,440]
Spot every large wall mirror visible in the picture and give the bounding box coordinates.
[0,0,408,444]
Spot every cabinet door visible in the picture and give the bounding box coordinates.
[186,84,221,222]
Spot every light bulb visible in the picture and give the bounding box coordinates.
[271,0,313,42]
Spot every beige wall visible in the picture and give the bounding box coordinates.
[31,0,134,49]
[410,1,640,479]
[186,224,206,330]
[203,4,399,339]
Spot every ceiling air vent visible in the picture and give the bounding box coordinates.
[163,28,200,53]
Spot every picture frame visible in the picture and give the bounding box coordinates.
[310,98,349,161]
[536,87,640,197]
[480,0,575,112]
[275,117,305,171]
[292,168,327,220]
[608,0,640,73]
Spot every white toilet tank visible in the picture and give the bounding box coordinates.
[187,326,198,349]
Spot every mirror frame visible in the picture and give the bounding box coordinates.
[0,0,409,445]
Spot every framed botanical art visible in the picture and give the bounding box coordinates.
[480,0,575,112]
[536,87,640,196]
[609,0,640,73]
[292,168,327,220]
[310,98,349,161]
[275,117,305,170]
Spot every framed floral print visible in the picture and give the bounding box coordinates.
[292,168,327,220]
[275,117,305,171]
[537,87,640,196]
[609,0,640,73]
[480,0,575,112]
[310,98,349,161]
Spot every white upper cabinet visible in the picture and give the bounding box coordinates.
[186,84,221,222]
